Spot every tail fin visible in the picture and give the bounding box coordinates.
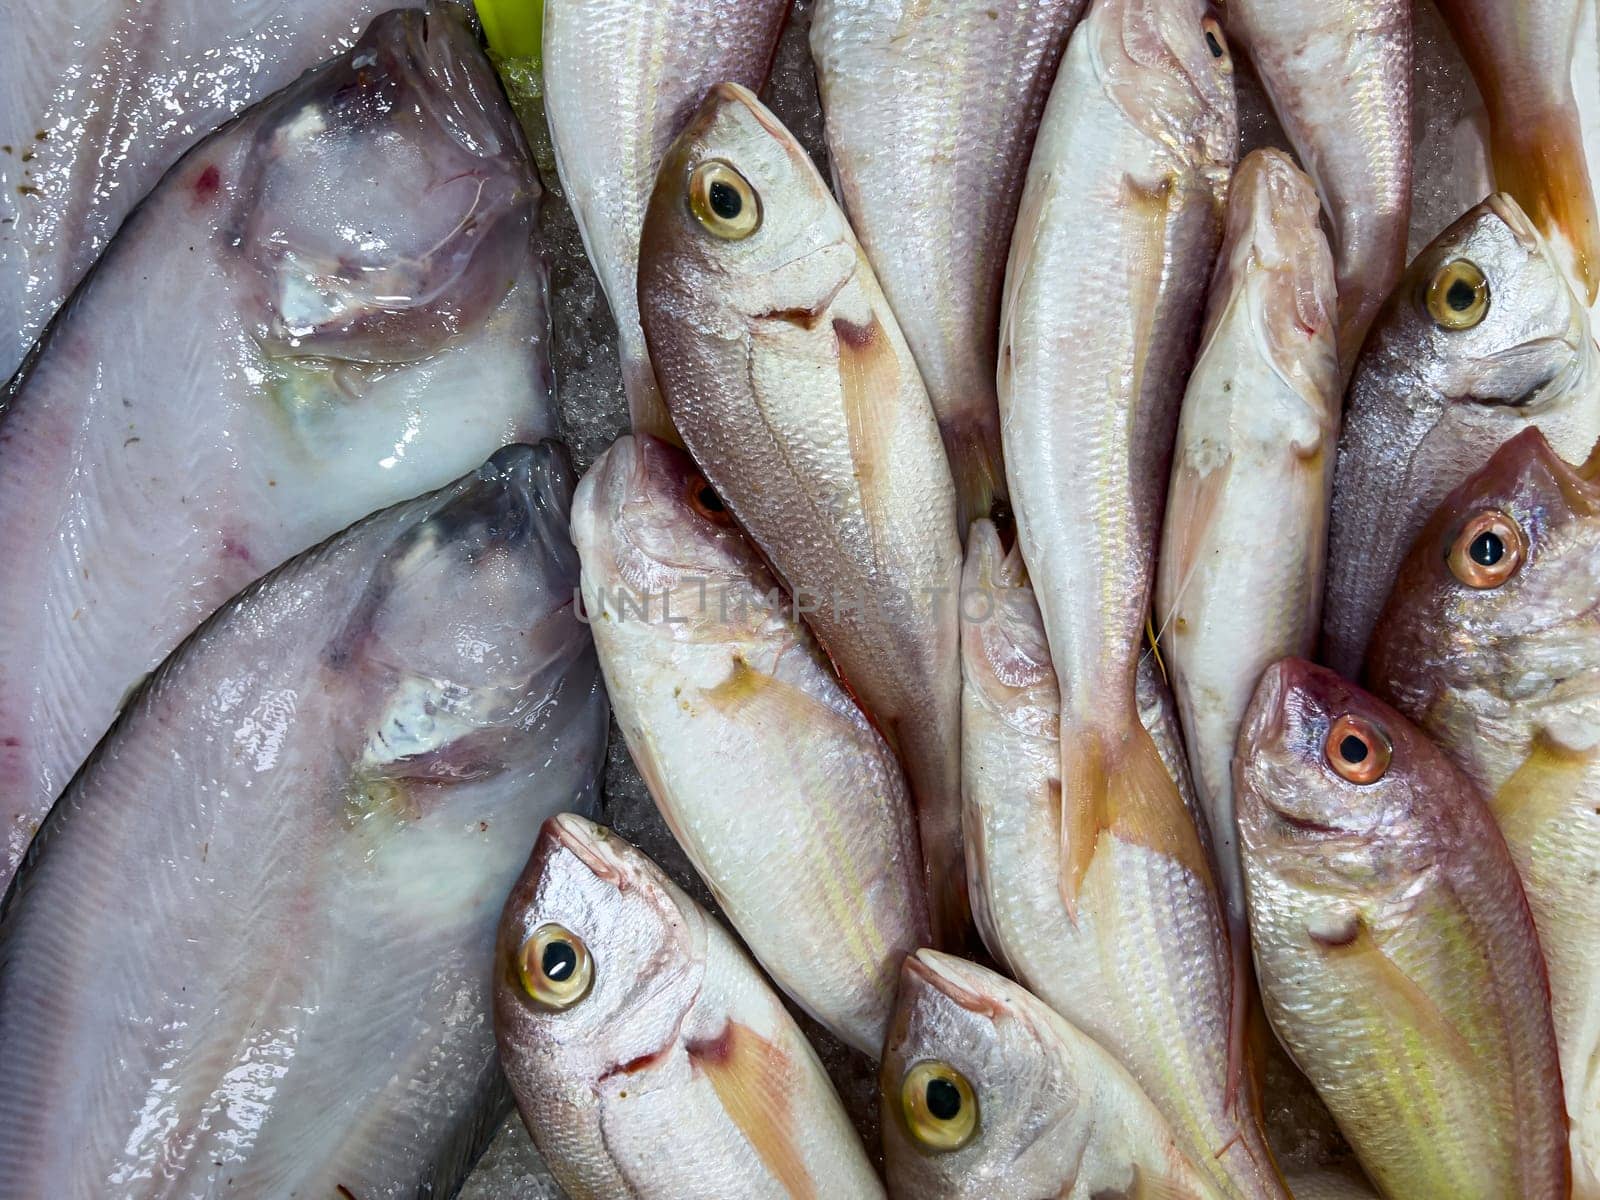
[1059,721,1214,919]
[1495,110,1600,304]
[623,355,683,447]
[945,421,1008,544]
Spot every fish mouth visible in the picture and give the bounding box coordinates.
[545,813,631,890]
[904,951,1005,1018]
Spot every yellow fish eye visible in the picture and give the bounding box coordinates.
[901,1060,978,1152]
[1201,17,1231,71]
[689,160,762,240]
[1448,509,1526,589]
[1425,258,1490,330]
[517,923,593,1010]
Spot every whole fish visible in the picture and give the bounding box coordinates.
[1367,427,1600,1197]
[995,0,1241,1151]
[1323,193,1600,674]
[960,520,1285,1200]
[1236,659,1568,1200]
[637,83,967,947]
[0,8,553,894]
[1155,148,1340,1006]
[880,949,1223,1199]
[1436,0,1600,302]
[0,444,609,1197]
[1224,0,1411,368]
[571,433,929,1056]
[0,0,425,382]
[494,813,886,1199]
[809,0,1088,529]
[543,0,789,441]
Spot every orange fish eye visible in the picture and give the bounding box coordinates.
[685,475,734,525]
[1325,715,1392,785]
[1447,510,1525,589]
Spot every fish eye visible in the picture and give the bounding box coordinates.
[1425,259,1490,330]
[685,473,734,525]
[1447,510,1525,589]
[517,923,593,1010]
[1201,18,1231,69]
[689,161,761,240]
[900,1060,978,1152]
[1324,715,1392,785]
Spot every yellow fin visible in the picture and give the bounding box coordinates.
[699,654,874,748]
[1059,723,1214,917]
[835,314,900,548]
[1496,114,1600,303]
[1155,460,1232,652]
[1492,732,1593,848]
[1311,917,1477,1069]
[690,1022,815,1199]
[1092,1163,1207,1200]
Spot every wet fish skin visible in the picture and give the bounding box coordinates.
[0,443,609,1198]
[996,0,1234,932]
[494,813,886,1199]
[1323,193,1600,675]
[0,0,427,382]
[1156,148,1340,979]
[637,83,967,948]
[880,949,1223,1200]
[543,0,788,442]
[571,433,929,1056]
[959,520,1285,1200]
[809,0,1088,530]
[1436,0,1600,302]
[1225,0,1411,369]
[1236,659,1569,1200]
[1368,427,1600,1197]
[0,8,554,895]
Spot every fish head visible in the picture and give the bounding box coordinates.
[572,434,757,603]
[495,814,707,1082]
[959,520,1057,740]
[638,82,861,345]
[1236,660,1464,906]
[335,442,596,789]
[881,951,1088,1196]
[235,7,538,364]
[1088,0,1238,180]
[1378,195,1592,408]
[1369,429,1600,752]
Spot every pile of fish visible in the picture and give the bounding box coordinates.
[0,0,1597,1197]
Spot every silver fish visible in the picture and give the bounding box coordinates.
[1224,0,1412,368]
[959,520,1286,1200]
[881,950,1223,1199]
[1323,192,1600,675]
[0,0,424,381]
[637,83,967,949]
[1437,0,1600,303]
[1236,659,1568,1200]
[542,0,789,441]
[494,813,886,1199]
[996,0,1234,937]
[1155,147,1340,993]
[1367,428,1600,1197]
[809,0,1088,529]
[0,8,553,893]
[571,433,929,1056]
[0,443,609,1197]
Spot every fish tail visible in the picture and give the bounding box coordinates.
[1059,719,1213,919]
[1495,110,1600,304]
[944,418,1009,542]
[624,356,683,447]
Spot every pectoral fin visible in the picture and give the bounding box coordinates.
[690,1022,814,1200]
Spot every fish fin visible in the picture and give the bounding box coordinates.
[834,314,901,553]
[623,357,681,446]
[1060,722,1215,917]
[1311,917,1477,1068]
[943,411,1008,539]
[1495,112,1600,303]
[690,1022,815,1200]
[1492,733,1592,848]
[698,653,873,747]
[1154,460,1232,651]
[1092,1163,1206,1200]
[1223,907,1252,1114]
